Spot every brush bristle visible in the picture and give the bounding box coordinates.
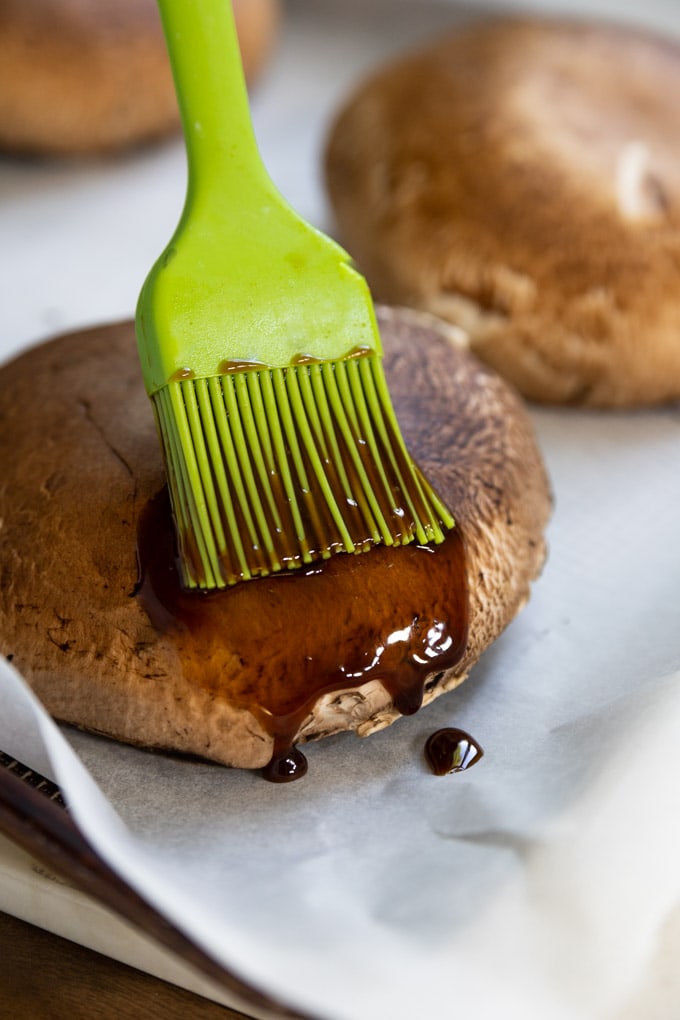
[152,352,454,589]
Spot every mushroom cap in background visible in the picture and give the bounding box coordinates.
[0,0,281,156]
[325,17,680,407]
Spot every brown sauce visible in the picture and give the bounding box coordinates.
[424,728,483,776]
[290,346,374,366]
[136,489,469,781]
[217,358,268,374]
[262,747,309,784]
[168,367,195,382]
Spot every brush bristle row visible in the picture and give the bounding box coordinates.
[153,355,454,589]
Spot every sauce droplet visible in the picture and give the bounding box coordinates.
[424,728,483,776]
[262,747,308,784]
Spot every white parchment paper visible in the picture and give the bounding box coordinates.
[2,3,680,1018]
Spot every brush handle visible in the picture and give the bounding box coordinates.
[156,0,272,206]
[139,0,379,389]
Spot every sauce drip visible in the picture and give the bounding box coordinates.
[136,489,469,781]
[262,747,308,784]
[424,728,483,776]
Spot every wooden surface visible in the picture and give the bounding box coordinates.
[0,911,253,1019]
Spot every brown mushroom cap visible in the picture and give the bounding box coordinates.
[0,0,281,155]
[0,308,550,768]
[325,17,680,407]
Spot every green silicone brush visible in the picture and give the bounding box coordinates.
[136,0,454,590]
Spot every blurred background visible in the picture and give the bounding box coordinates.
[1,0,679,363]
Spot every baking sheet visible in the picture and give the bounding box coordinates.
[2,2,680,1018]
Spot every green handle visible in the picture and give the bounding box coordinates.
[156,0,271,208]
[137,0,382,393]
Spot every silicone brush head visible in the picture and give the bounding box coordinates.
[152,349,454,589]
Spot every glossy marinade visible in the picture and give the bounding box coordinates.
[137,488,469,779]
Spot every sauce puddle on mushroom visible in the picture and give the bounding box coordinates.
[137,488,470,781]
